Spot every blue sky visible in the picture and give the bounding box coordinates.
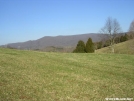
[0,0,134,45]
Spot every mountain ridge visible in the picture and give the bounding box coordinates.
[1,33,107,51]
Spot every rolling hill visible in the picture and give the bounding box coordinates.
[96,39,134,54]
[0,48,134,100]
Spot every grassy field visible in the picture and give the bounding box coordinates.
[96,39,134,54]
[0,48,134,101]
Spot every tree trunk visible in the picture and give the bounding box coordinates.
[111,47,114,53]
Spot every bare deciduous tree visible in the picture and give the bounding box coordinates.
[100,17,121,53]
[129,20,134,32]
[128,20,134,39]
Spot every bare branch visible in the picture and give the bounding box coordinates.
[100,17,122,53]
[113,19,121,34]
[129,20,134,32]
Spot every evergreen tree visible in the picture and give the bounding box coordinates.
[73,40,86,53]
[120,35,124,42]
[120,34,128,42]
[124,34,128,41]
[85,38,94,53]
[97,41,103,49]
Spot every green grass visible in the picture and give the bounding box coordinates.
[0,48,134,101]
[96,39,134,54]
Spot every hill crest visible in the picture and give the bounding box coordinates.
[2,33,106,51]
[96,39,134,54]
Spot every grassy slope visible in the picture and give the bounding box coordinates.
[96,39,134,54]
[0,48,134,101]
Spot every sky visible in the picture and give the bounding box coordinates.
[0,0,134,45]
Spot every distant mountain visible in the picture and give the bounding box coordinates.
[1,33,107,52]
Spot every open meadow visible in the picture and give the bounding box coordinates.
[0,48,134,100]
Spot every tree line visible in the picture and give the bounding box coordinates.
[94,33,133,50]
[73,18,134,53]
